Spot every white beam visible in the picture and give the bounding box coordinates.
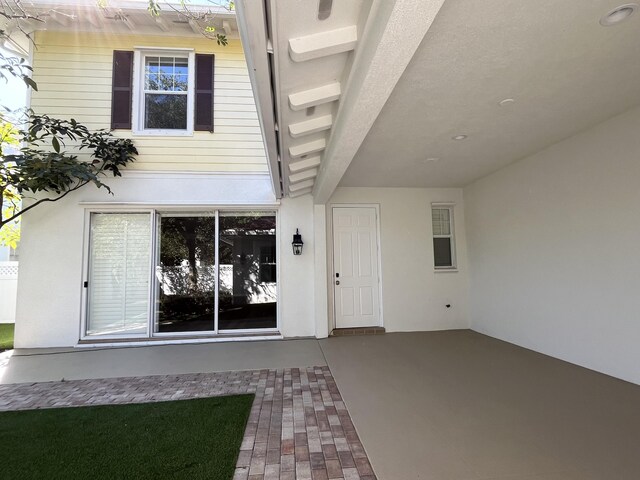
[288,83,340,111]
[188,19,201,35]
[289,139,326,158]
[290,179,315,192]
[154,16,170,32]
[1,29,30,57]
[313,204,329,338]
[289,115,333,138]
[290,188,313,198]
[119,12,135,31]
[85,11,105,29]
[313,0,448,203]
[289,168,318,184]
[13,18,41,33]
[289,25,357,62]
[49,11,73,27]
[222,20,233,35]
[289,156,321,173]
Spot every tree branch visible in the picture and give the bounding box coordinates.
[0,179,88,228]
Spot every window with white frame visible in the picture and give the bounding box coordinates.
[431,205,456,269]
[134,50,195,134]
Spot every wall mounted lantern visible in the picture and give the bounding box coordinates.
[292,229,304,255]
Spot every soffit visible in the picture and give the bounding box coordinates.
[0,0,238,38]
[266,0,372,197]
[340,0,640,187]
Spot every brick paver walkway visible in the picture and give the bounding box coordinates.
[0,366,376,480]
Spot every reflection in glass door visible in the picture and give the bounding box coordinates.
[218,212,277,330]
[155,214,216,333]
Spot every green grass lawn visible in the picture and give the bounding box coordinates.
[0,394,254,480]
[0,323,14,351]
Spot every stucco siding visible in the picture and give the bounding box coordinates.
[464,104,640,385]
[30,31,267,173]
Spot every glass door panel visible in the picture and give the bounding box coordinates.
[218,212,277,330]
[155,214,216,333]
[86,213,151,337]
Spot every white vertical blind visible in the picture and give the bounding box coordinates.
[87,213,151,336]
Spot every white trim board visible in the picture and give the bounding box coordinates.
[74,335,284,349]
[120,171,273,180]
[78,202,281,208]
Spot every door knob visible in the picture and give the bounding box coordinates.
[336,280,340,285]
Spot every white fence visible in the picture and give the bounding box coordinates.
[0,262,18,324]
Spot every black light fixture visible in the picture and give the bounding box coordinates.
[292,229,304,255]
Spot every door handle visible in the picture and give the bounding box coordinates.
[336,280,340,285]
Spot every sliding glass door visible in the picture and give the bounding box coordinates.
[84,210,277,339]
[218,212,277,331]
[155,214,216,334]
[86,213,152,337]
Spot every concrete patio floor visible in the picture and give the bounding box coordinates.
[320,331,640,480]
[2,330,640,479]
[0,338,326,384]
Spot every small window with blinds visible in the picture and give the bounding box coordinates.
[86,213,152,336]
[432,205,456,269]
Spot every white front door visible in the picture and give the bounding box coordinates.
[332,207,381,328]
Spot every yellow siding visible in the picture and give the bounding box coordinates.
[31,31,268,173]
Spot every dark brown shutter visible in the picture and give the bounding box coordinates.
[194,54,215,132]
[111,50,133,130]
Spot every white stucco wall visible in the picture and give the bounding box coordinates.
[15,173,317,347]
[328,187,469,332]
[464,105,640,385]
[278,196,316,338]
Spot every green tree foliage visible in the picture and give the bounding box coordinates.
[146,0,234,46]
[0,51,36,91]
[0,113,138,236]
[1,5,139,246]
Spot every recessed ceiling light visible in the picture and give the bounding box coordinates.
[600,3,638,26]
[499,98,515,106]
[452,134,467,141]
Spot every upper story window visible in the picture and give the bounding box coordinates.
[111,49,215,134]
[432,204,456,270]
[134,49,195,135]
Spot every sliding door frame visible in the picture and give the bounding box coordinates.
[80,208,156,342]
[80,206,280,342]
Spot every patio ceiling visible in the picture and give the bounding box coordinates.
[239,0,640,199]
[341,0,640,188]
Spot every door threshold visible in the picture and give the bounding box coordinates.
[331,327,385,337]
[76,333,283,349]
